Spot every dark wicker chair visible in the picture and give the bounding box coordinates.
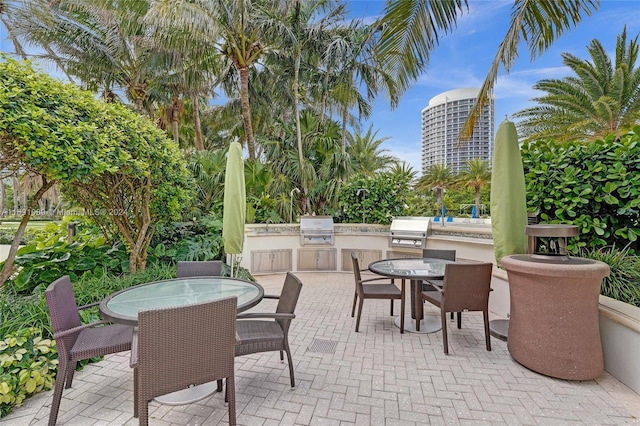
[422,262,493,354]
[235,272,303,389]
[131,297,238,426]
[421,249,457,319]
[176,260,223,277]
[45,276,133,426]
[351,252,405,333]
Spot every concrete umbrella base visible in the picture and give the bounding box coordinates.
[502,254,610,381]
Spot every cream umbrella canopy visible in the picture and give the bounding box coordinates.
[490,119,528,267]
[222,141,246,277]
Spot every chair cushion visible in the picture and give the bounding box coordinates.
[236,320,284,356]
[70,324,133,361]
[362,283,401,297]
[422,290,442,307]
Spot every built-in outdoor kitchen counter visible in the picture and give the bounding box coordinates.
[241,218,496,275]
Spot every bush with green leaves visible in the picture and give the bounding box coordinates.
[337,172,412,224]
[151,215,224,262]
[522,130,640,252]
[0,327,57,418]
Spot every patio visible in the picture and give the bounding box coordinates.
[5,271,640,425]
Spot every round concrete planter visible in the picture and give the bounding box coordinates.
[502,254,610,381]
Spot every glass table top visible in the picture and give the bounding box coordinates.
[100,277,263,325]
[368,257,450,279]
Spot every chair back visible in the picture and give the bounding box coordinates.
[176,260,223,278]
[422,249,456,261]
[136,296,237,401]
[45,276,82,357]
[441,263,493,312]
[350,252,364,296]
[276,272,303,333]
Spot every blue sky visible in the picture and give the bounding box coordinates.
[346,0,640,173]
[1,1,638,174]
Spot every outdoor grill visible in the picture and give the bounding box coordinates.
[389,216,431,249]
[299,216,335,245]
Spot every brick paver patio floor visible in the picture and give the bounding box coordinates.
[4,272,640,425]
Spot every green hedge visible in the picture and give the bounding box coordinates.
[521,129,640,252]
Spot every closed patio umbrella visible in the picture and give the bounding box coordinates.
[222,141,246,277]
[490,119,528,267]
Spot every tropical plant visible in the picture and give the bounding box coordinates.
[514,27,640,142]
[146,0,274,159]
[581,246,640,307]
[260,0,347,200]
[375,0,600,139]
[521,129,640,252]
[415,164,453,215]
[348,124,399,175]
[1,224,130,295]
[455,158,491,217]
[0,327,57,418]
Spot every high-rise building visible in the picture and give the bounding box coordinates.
[421,88,495,174]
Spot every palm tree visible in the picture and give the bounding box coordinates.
[456,158,491,217]
[323,19,398,153]
[514,27,640,142]
[416,163,453,215]
[146,0,274,159]
[260,0,346,192]
[348,124,399,175]
[375,0,600,139]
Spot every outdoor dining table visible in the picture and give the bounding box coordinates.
[99,276,264,404]
[368,257,452,333]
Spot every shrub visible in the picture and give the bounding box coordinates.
[1,224,130,295]
[337,172,412,224]
[151,216,224,262]
[0,327,57,418]
[521,129,640,252]
[581,246,640,307]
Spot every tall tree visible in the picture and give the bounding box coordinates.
[514,27,640,142]
[375,0,600,139]
[456,158,491,217]
[261,0,346,208]
[147,0,272,159]
[416,163,453,215]
[324,19,398,152]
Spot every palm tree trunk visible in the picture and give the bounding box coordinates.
[340,107,348,154]
[0,178,55,287]
[292,53,308,213]
[193,97,205,151]
[239,67,256,160]
[475,187,481,217]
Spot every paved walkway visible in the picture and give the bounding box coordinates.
[5,272,640,425]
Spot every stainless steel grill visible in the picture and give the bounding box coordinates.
[300,216,334,245]
[389,216,430,249]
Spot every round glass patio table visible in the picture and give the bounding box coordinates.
[369,258,452,333]
[99,276,264,405]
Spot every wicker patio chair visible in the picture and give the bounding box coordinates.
[351,252,405,333]
[235,272,303,389]
[45,276,133,426]
[176,260,223,277]
[421,249,457,319]
[131,296,238,426]
[422,262,493,354]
